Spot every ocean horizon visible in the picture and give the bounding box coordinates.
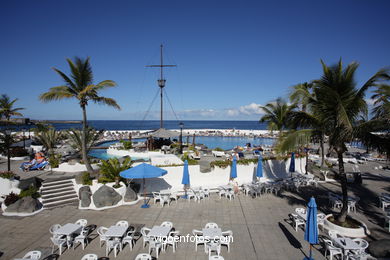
[41,120,268,131]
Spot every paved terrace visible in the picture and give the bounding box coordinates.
[1,159,390,260]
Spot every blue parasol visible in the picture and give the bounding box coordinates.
[304,197,319,260]
[120,163,168,208]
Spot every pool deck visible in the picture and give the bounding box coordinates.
[1,158,390,260]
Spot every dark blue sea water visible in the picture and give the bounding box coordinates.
[49,120,267,131]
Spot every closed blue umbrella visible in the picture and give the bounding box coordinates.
[120,163,168,208]
[181,160,190,199]
[256,155,263,178]
[289,152,295,174]
[230,157,237,179]
[304,197,318,260]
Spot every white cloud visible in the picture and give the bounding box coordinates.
[238,103,264,115]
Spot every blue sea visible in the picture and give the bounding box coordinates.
[47,120,268,131]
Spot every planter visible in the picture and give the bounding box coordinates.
[323,214,369,238]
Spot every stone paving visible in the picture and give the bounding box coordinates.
[1,158,390,260]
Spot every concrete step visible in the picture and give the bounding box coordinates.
[41,186,75,195]
[43,199,79,209]
[42,179,73,188]
[41,183,74,192]
[41,190,77,199]
[42,194,79,204]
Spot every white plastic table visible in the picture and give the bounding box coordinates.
[296,211,307,221]
[105,225,128,238]
[54,223,82,236]
[148,226,171,237]
[219,185,233,190]
[333,237,361,251]
[202,228,222,239]
[159,189,172,195]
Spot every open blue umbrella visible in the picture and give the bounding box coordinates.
[230,157,237,179]
[181,160,190,199]
[256,155,263,178]
[120,163,168,208]
[304,197,318,260]
[289,152,295,176]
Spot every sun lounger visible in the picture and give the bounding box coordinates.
[212,151,225,157]
[28,161,48,171]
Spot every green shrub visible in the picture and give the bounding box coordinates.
[0,171,16,179]
[181,153,198,165]
[113,184,122,189]
[4,192,20,206]
[19,186,40,199]
[120,140,133,150]
[49,154,61,168]
[97,176,112,184]
[82,172,92,185]
[214,147,224,151]
[100,157,132,182]
[237,158,258,165]
[210,160,230,169]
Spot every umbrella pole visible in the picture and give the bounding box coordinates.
[309,244,312,259]
[141,177,149,208]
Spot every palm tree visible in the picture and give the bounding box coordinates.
[313,59,389,222]
[371,84,390,119]
[39,57,120,173]
[0,94,24,125]
[284,82,327,166]
[67,127,103,156]
[100,157,132,185]
[259,98,295,132]
[35,128,61,157]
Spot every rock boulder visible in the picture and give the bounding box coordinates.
[124,186,137,202]
[5,196,42,213]
[368,239,390,258]
[79,186,92,207]
[93,185,121,208]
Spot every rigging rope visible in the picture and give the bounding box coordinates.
[139,88,160,128]
[163,88,180,121]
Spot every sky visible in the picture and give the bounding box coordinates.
[1,0,389,121]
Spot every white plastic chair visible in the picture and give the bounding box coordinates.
[141,227,151,248]
[323,239,343,260]
[317,213,326,231]
[49,224,64,239]
[122,230,134,251]
[21,251,41,260]
[116,220,129,227]
[227,190,235,200]
[218,188,226,199]
[50,236,67,255]
[148,237,163,259]
[203,188,210,199]
[205,223,219,229]
[206,238,221,257]
[352,238,369,254]
[97,226,109,247]
[163,230,180,252]
[152,192,162,204]
[161,221,173,229]
[328,230,339,240]
[221,230,233,252]
[291,214,305,232]
[75,219,88,227]
[106,239,120,258]
[192,229,204,251]
[348,201,357,213]
[295,208,306,215]
[135,253,152,260]
[187,190,196,202]
[80,254,98,260]
[333,200,343,209]
[169,192,179,204]
[73,228,89,250]
[209,255,225,260]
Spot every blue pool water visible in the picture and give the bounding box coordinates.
[89,136,275,160]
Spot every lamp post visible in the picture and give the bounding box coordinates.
[179,122,184,154]
[22,128,26,149]
[304,147,309,174]
[5,129,11,172]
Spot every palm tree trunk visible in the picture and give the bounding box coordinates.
[337,151,348,223]
[320,133,325,167]
[81,104,94,173]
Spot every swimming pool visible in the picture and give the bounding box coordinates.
[89,136,275,160]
